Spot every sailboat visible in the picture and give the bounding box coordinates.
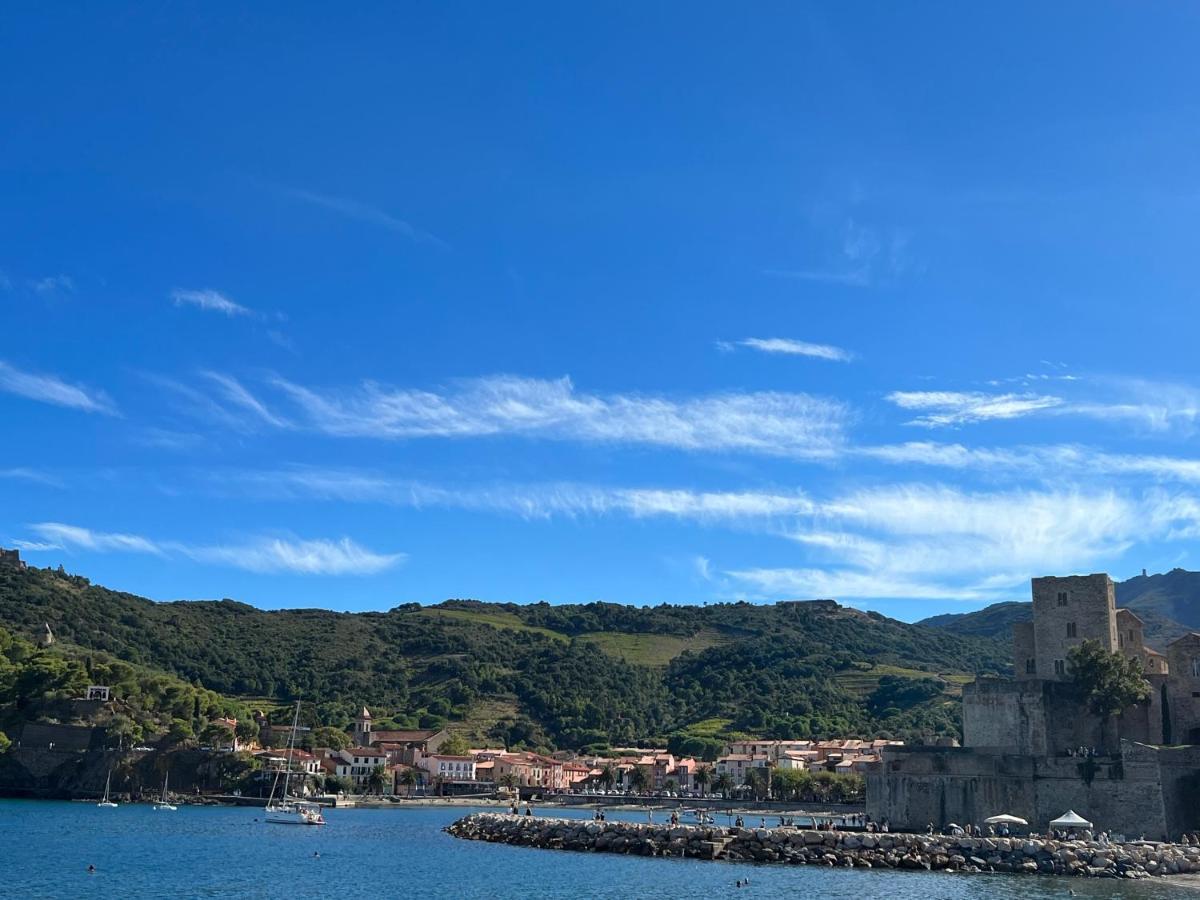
[97,769,118,808]
[263,700,324,826]
[154,772,177,811]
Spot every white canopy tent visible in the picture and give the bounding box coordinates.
[1049,810,1093,829]
[984,814,1028,826]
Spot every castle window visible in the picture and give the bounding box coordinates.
[1129,629,1135,643]
[1118,634,1124,648]
[1192,658,1200,678]
[1054,659,1066,676]
[1025,658,1036,674]
[1056,591,1068,606]
[1066,622,1077,638]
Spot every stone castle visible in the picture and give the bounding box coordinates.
[868,573,1200,839]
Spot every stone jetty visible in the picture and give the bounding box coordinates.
[446,813,1200,879]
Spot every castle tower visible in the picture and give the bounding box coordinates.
[1029,574,1118,681]
[353,706,373,746]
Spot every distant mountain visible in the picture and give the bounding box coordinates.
[1116,569,1200,645]
[918,570,1200,649]
[917,602,1031,641]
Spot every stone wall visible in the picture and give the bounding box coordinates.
[866,742,1176,839]
[964,676,1162,755]
[962,678,1047,755]
[446,813,1200,879]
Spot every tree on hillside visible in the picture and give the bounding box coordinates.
[439,733,471,756]
[1068,640,1152,719]
[0,731,10,753]
[309,726,351,751]
[199,722,235,749]
[235,719,260,746]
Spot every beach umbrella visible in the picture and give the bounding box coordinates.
[1049,810,1093,829]
[984,814,1029,826]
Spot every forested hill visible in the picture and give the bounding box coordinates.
[0,563,1008,753]
[917,569,1199,648]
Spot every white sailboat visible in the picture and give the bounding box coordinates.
[97,769,118,808]
[263,700,324,826]
[154,772,177,811]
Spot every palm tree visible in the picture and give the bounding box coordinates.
[598,764,616,791]
[629,766,649,795]
[399,767,419,798]
[712,771,733,798]
[367,764,386,796]
[693,766,711,797]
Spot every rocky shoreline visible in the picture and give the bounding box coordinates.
[446,813,1200,879]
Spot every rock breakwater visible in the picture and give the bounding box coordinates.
[446,813,1200,879]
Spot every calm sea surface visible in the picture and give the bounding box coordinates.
[4,799,1196,899]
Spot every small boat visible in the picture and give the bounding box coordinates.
[154,773,177,811]
[98,769,118,808]
[263,700,324,826]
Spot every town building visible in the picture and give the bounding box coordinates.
[334,747,389,789]
[420,754,477,782]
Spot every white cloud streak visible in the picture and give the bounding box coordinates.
[729,337,854,362]
[199,468,1200,603]
[24,523,403,576]
[0,467,64,487]
[0,360,116,415]
[176,373,849,459]
[886,391,1063,427]
[171,289,253,318]
[280,186,447,248]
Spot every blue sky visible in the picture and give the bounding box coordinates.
[5,3,1200,619]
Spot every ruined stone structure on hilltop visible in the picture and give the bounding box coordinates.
[868,572,1200,839]
[0,547,26,569]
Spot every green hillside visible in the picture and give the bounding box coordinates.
[0,564,1010,753]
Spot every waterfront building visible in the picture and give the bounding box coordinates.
[420,754,477,781]
[868,572,1200,838]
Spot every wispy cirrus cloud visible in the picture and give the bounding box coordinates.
[279,186,447,249]
[0,360,116,415]
[886,378,1200,434]
[728,483,1193,602]
[23,522,403,576]
[29,274,74,295]
[0,467,64,487]
[886,390,1064,427]
[30,523,163,555]
[195,466,1200,603]
[204,467,818,521]
[171,288,253,318]
[767,219,911,288]
[169,373,850,459]
[721,337,855,363]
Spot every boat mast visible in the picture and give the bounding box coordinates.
[282,699,301,800]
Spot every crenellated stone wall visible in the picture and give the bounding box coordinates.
[445,813,1200,879]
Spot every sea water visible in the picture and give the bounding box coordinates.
[2,800,1192,899]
